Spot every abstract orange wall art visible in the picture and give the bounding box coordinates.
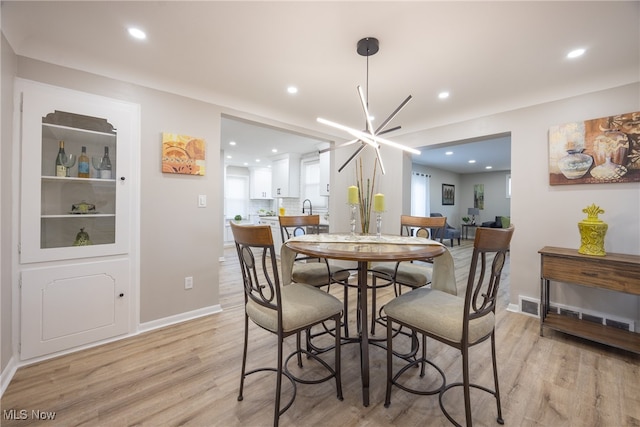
[162,132,206,176]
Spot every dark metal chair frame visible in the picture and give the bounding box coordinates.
[384,226,514,427]
[231,222,343,427]
[370,215,447,335]
[279,215,352,340]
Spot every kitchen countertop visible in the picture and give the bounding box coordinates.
[258,215,329,226]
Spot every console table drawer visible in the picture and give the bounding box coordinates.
[542,255,640,294]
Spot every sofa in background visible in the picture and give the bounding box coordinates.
[429,212,461,247]
[481,215,511,228]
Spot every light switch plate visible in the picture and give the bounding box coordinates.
[198,195,207,207]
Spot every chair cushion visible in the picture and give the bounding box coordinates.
[373,263,432,288]
[246,283,343,333]
[383,287,494,344]
[292,263,350,287]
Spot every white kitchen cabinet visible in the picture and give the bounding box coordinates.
[17,79,139,360]
[319,150,330,196]
[271,154,300,198]
[249,167,272,199]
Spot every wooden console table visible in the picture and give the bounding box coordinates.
[539,246,640,354]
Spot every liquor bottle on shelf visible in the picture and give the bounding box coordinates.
[78,146,90,178]
[100,146,112,179]
[55,140,67,177]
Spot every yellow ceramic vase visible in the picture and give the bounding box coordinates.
[578,204,607,256]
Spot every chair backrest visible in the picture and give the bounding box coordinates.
[400,215,447,242]
[279,215,323,263]
[430,212,454,230]
[463,225,514,342]
[279,214,321,241]
[230,222,282,315]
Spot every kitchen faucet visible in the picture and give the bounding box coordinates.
[302,199,313,215]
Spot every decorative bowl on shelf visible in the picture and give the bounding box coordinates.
[71,201,96,214]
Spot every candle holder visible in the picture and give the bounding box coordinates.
[375,211,383,239]
[349,203,358,239]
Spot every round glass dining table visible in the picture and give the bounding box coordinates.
[283,233,447,407]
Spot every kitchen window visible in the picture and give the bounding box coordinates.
[225,174,248,218]
[302,158,327,210]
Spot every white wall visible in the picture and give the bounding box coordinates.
[397,83,640,324]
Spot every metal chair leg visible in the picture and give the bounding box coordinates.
[492,333,504,424]
[462,346,472,427]
[238,314,249,402]
[274,336,284,427]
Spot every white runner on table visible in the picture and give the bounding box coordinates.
[281,233,457,296]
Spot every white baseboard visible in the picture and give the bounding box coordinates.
[506,303,520,313]
[138,304,223,333]
[0,355,18,398]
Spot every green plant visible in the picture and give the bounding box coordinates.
[234,214,242,221]
[462,216,470,223]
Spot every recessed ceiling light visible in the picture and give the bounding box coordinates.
[445,151,453,156]
[229,141,236,146]
[438,91,450,99]
[256,159,261,163]
[243,162,248,166]
[485,166,493,169]
[272,148,278,153]
[567,48,585,59]
[287,86,298,94]
[226,155,232,159]
[127,27,147,40]
[468,160,476,164]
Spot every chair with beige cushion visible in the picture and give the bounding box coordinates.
[279,215,351,337]
[369,215,447,335]
[231,222,343,427]
[383,225,514,427]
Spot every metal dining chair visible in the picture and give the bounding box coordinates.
[383,225,514,427]
[369,215,447,335]
[279,215,352,338]
[230,222,343,427]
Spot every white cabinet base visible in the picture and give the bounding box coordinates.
[20,259,130,360]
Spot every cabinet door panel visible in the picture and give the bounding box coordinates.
[21,259,130,360]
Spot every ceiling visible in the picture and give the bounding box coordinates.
[3,1,638,173]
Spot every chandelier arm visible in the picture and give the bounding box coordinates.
[357,85,375,136]
[374,145,386,175]
[317,118,378,149]
[338,144,367,173]
[371,133,420,155]
[337,138,360,148]
[374,95,413,135]
[377,125,401,136]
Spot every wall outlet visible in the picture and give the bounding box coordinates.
[184,276,193,290]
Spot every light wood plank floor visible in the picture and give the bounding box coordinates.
[2,240,639,426]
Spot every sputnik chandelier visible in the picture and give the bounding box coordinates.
[317,37,420,174]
